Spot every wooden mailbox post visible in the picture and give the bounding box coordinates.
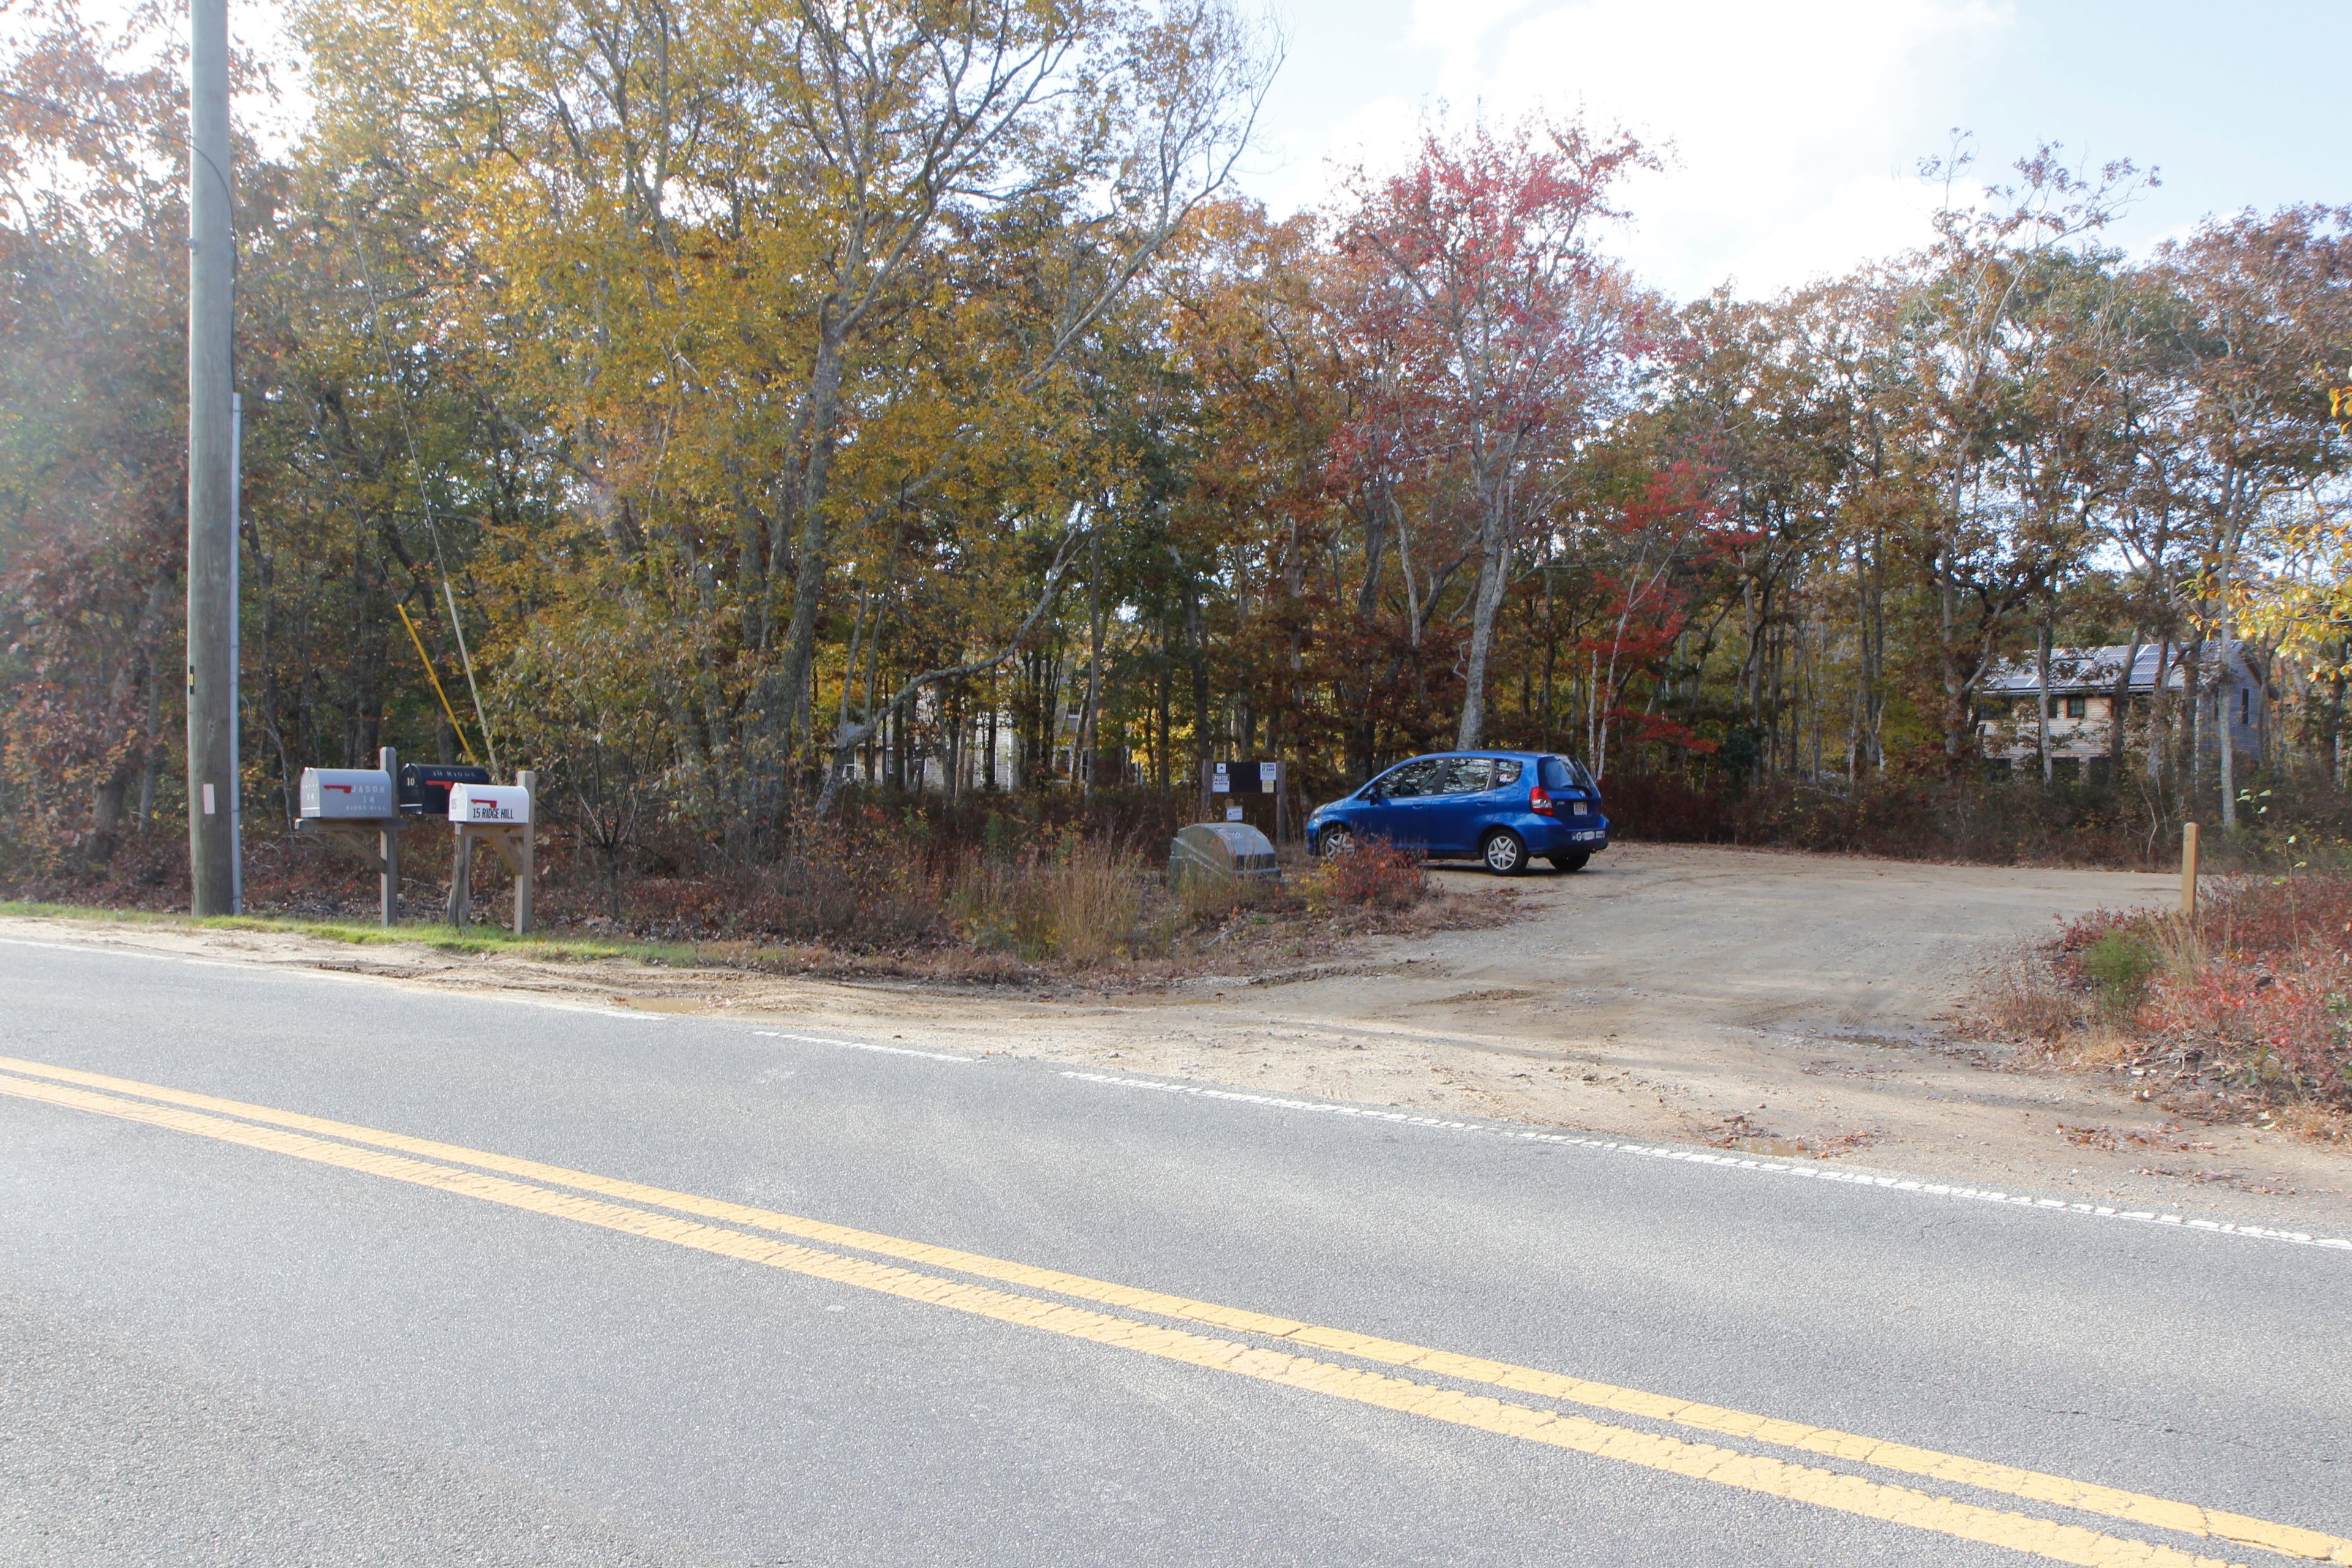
[293,745,405,925]
[447,770,536,935]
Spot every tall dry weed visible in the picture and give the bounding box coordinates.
[1974,942,2082,1043]
[949,838,1168,963]
[2143,912,2203,981]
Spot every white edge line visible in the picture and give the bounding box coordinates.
[0,934,666,1021]
[754,1030,974,1065]
[0,935,196,960]
[1056,1070,2352,1256]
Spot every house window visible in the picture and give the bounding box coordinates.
[2063,695,2087,720]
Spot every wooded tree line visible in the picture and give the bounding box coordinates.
[5,0,2351,884]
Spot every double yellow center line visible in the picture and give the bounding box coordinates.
[3,1052,2342,1568]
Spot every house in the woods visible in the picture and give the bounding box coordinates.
[1974,641,2267,775]
[846,694,1140,794]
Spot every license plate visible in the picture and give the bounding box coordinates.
[1570,801,1589,816]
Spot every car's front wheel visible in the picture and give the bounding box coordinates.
[1317,824,1355,859]
[1480,829,1529,876]
[1549,851,1591,873]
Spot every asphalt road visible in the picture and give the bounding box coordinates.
[2,933,2347,1567]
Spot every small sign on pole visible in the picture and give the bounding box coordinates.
[1199,759,1290,844]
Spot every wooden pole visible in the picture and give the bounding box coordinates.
[2180,821,2201,919]
[184,0,238,915]
[448,826,473,927]
[379,745,399,926]
[514,769,536,936]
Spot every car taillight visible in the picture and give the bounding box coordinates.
[1529,785,1558,816]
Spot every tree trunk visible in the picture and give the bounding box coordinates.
[1187,582,1210,782]
[2184,634,2206,801]
[1082,529,1104,801]
[1939,548,1966,765]
[135,662,162,834]
[83,767,132,873]
[766,317,848,786]
[2036,616,2053,785]
[1455,509,1512,750]
[1155,643,1172,791]
[2109,635,2143,775]
[985,669,1000,791]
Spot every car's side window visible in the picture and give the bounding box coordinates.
[1374,758,1444,798]
[1493,759,1523,786]
[1438,757,1494,794]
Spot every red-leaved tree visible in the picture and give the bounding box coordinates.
[1333,116,1654,749]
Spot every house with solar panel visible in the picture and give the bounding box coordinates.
[1974,641,2267,778]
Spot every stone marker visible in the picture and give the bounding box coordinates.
[1169,821,1280,894]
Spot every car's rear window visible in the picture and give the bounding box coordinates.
[1539,756,1576,791]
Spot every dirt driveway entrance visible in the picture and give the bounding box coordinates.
[10,843,2349,1231]
[946,845,2342,1226]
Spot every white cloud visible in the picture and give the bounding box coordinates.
[1267,0,2017,299]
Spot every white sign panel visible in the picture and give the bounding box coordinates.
[449,783,532,826]
[1226,805,1243,821]
[1259,763,1278,786]
[1210,772,1230,793]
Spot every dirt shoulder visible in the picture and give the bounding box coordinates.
[10,842,2349,1234]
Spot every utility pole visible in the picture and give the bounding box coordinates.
[186,0,239,913]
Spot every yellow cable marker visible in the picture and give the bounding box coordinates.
[394,598,481,766]
[1,1057,2343,1568]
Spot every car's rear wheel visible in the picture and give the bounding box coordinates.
[1317,824,1355,859]
[1480,829,1529,876]
[1550,851,1591,873]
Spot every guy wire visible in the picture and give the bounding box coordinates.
[354,228,500,774]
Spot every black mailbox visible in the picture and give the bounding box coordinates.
[399,763,492,816]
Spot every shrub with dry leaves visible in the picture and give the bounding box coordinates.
[1973,872,2352,1131]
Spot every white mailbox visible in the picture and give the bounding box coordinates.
[300,767,394,820]
[448,783,532,826]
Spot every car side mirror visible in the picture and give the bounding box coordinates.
[1365,786,1385,803]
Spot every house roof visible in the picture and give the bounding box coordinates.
[1977,641,2253,696]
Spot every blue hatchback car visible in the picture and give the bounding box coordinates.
[1305,751,1611,875]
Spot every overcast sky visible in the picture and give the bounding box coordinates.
[1238,0,2351,301]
